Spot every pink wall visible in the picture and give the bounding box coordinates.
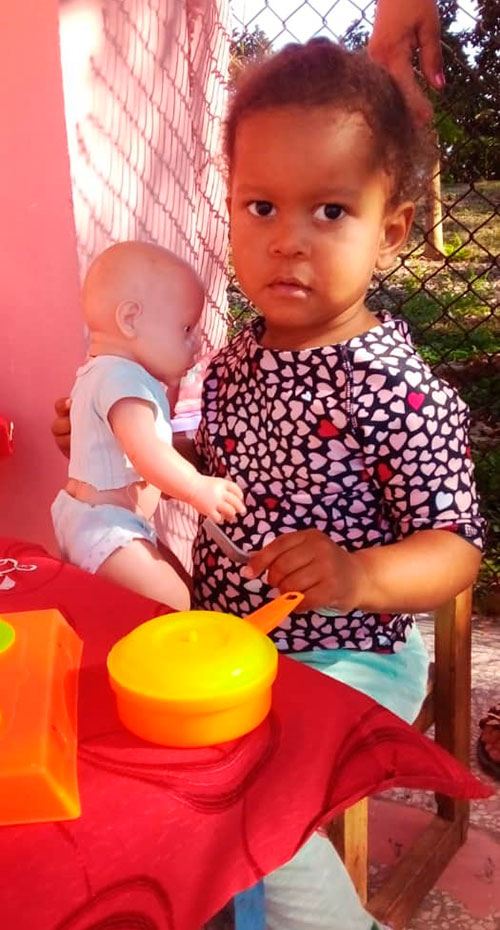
[0,0,84,551]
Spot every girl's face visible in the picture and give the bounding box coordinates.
[228,106,413,350]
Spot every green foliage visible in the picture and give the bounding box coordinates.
[229,27,272,89]
[432,0,500,181]
[443,232,472,260]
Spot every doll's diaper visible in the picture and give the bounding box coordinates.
[51,490,156,573]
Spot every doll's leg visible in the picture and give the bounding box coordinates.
[97,539,190,610]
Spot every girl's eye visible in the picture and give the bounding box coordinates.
[247,201,275,217]
[314,203,344,221]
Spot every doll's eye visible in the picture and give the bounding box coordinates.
[248,201,275,217]
[184,325,192,334]
[314,203,344,221]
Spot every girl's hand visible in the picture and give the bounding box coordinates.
[368,0,444,125]
[245,529,364,613]
[51,396,71,458]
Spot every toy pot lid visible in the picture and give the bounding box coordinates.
[107,610,276,712]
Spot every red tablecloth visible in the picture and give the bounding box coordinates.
[0,538,490,930]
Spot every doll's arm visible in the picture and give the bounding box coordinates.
[245,528,481,615]
[109,397,244,522]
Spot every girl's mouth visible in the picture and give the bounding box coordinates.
[268,278,311,297]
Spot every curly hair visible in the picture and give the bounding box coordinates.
[224,38,433,204]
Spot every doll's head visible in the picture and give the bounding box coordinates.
[82,242,204,383]
[222,39,433,350]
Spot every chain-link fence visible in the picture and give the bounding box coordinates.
[59,0,499,602]
[228,0,500,606]
[59,0,234,567]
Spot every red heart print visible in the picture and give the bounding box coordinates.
[264,497,277,510]
[207,553,216,567]
[377,463,393,482]
[318,420,339,438]
[224,438,236,453]
[408,392,424,411]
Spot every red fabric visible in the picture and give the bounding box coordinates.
[0,537,491,930]
[0,416,13,459]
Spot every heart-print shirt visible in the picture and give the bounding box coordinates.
[192,313,485,653]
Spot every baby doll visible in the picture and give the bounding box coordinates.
[52,241,245,609]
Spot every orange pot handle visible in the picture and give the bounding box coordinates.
[246,592,304,635]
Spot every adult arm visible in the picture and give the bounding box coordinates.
[368,0,444,124]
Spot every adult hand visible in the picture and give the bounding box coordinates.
[244,529,364,614]
[51,396,71,458]
[368,0,444,125]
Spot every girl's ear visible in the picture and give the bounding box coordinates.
[115,299,142,339]
[376,201,415,270]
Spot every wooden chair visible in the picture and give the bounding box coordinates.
[328,588,473,930]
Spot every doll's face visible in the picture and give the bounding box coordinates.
[133,261,204,384]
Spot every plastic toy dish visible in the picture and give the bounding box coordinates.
[107,591,303,747]
[0,609,82,825]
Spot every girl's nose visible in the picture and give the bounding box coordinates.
[268,218,309,258]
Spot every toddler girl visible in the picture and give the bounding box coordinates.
[191,39,485,930]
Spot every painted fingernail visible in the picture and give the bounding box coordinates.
[434,71,446,89]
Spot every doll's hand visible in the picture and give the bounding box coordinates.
[51,396,72,458]
[368,0,444,125]
[189,475,246,523]
[245,529,365,613]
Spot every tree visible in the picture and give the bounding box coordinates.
[433,0,500,182]
[229,27,273,90]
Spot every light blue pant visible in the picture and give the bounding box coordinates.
[236,624,429,930]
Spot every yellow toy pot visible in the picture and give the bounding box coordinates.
[107,591,303,747]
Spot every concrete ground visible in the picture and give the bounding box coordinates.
[369,612,500,930]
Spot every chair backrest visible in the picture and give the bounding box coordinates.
[328,588,474,925]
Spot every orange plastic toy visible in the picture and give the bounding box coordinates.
[107,591,303,747]
[0,609,82,825]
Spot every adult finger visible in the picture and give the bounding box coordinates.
[51,415,71,437]
[387,52,435,126]
[54,396,71,416]
[417,16,445,91]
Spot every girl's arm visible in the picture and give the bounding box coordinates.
[245,528,481,614]
[109,397,244,522]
